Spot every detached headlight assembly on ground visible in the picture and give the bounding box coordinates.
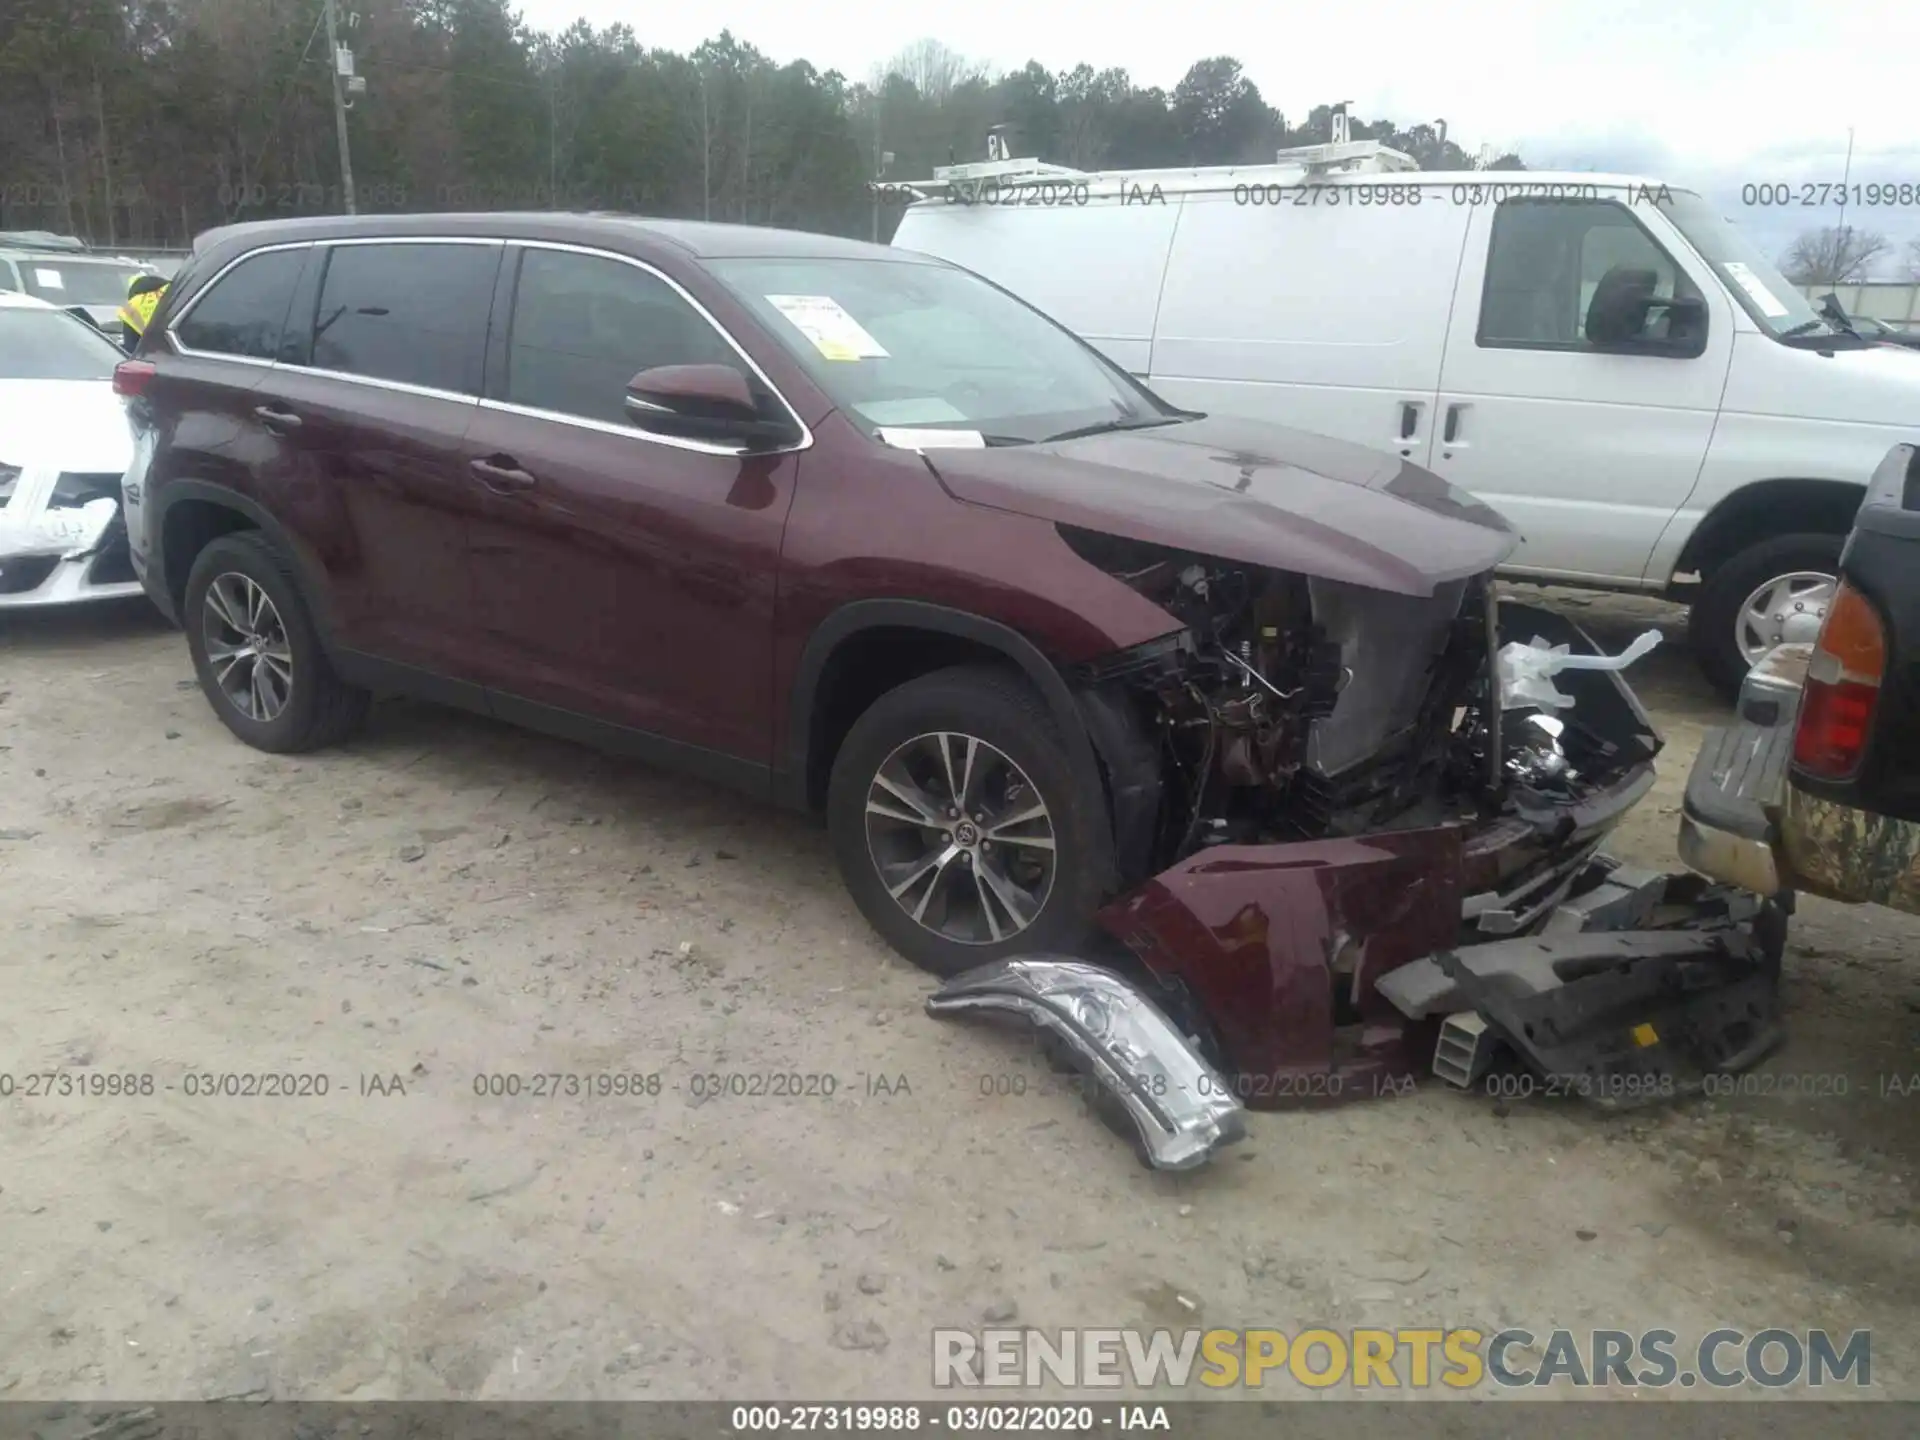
[926,956,1248,1171]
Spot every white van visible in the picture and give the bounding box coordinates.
[888,140,1920,696]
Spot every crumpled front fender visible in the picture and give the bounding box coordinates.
[925,956,1247,1170]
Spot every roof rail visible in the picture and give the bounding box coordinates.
[0,229,89,252]
[871,154,1087,204]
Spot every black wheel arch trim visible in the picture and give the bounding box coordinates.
[152,481,341,651]
[1674,478,1864,578]
[781,599,1117,883]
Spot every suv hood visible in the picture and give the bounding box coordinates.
[920,414,1516,596]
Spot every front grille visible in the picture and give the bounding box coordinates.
[50,472,123,509]
[0,554,60,594]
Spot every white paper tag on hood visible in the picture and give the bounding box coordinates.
[876,427,986,450]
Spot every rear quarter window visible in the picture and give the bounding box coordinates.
[174,247,309,360]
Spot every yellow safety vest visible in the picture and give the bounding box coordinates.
[118,287,164,335]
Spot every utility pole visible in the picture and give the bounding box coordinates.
[870,103,882,242]
[323,0,358,214]
[1837,125,1856,277]
[699,68,711,221]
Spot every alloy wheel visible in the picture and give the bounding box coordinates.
[1736,570,1835,668]
[202,571,294,723]
[863,731,1057,945]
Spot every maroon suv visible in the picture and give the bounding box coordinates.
[115,213,1783,1134]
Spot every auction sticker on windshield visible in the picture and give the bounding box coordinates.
[765,294,890,361]
[33,268,65,290]
[1721,261,1789,318]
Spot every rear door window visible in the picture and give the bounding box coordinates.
[310,241,499,395]
[173,247,309,360]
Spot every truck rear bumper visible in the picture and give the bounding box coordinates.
[1677,643,1808,897]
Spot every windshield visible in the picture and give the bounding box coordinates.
[0,307,124,380]
[17,259,144,307]
[707,256,1181,444]
[1652,193,1849,344]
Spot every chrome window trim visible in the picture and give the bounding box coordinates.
[322,235,504,248]
[492,239,813,457]
[167,236,505,378]
[160,232,814,458]
[476,396,764,457]
[165,240,315,363]
[285,364,482,408]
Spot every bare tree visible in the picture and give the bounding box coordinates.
[1779,225,1891,286]
[1908,236,1920,281]
[881,39,985,105]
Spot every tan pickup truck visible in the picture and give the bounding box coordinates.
[1681,442,1920,915]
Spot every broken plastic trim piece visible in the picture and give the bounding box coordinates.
[925,956,1248,1170]
[1497,628,1662,710]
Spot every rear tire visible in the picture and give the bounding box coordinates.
[1688,532,1842,702]
[826,664,1110,977]
[183,531,370,753]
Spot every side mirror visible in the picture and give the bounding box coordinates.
[1650,294,1709,348]
[1588,276,1707,357]
[623,364,796,450]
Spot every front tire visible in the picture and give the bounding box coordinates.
[1689,532,1842,701]
[826,665,1110,977]
[183,531,370,753]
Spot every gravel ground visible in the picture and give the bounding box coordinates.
[0,588,1915,1401]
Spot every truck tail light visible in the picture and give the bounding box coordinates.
[1792,579,1886,779]
[113,359,156,398]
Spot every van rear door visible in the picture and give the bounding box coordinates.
[1430,190,1734,585]
[1146,181,1472,466]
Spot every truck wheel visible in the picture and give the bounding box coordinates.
[827,664,1109,977]
[183,531,371,753]
[1689,532,1842,701]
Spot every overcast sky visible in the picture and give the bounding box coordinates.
[517,0,1920,272]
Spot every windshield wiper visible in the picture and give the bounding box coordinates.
[1777,319,1837,340]
[1037,416,1184,445]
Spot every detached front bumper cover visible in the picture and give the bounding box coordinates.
[925,956,1248,1171]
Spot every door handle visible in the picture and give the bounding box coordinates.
[1442,404,1464,444]
[1398,402,1421,441]
[254,405,302,433]
[469,455,537,492]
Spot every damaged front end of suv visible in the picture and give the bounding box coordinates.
[926,458,1785,1169]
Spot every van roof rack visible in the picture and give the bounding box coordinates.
[874,132,1417,203]
[1271,139,1417,174]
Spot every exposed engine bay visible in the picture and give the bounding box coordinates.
[927,532,1786,1172]
[1056,525,1659,885]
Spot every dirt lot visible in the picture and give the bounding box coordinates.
[1,588,1916,1401]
